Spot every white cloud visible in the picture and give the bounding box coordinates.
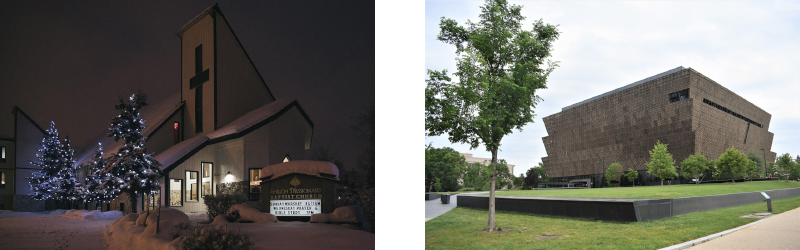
[425,0,800,176]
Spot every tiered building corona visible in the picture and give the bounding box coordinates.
[541,67,776,187]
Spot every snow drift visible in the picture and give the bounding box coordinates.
[61,209,123,220]
[104,208,188,250]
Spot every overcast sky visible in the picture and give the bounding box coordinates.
[425,0,800,176]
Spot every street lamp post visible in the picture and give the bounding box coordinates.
[761,149,767,178]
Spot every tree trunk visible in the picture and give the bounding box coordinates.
[129,192,138,214]
[487,147,498,232]
[660,178,663,186]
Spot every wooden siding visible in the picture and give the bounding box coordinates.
[167,145,216,213]
[214,15,273,130]
[244,124,270,169]
[14,112,45,195]
[216,138,245,184]
[181,14,215,138]
[147,109,184,156]
[269,107,311,164]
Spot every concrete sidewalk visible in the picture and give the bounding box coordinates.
[685,206,800,249]
[425,192,489,221]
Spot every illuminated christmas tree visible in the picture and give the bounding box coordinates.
[101,92,162,213]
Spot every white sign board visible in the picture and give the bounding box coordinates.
[761,192,770,200]
[270,199,321,216]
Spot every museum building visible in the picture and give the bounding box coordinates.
[541,67,776,187]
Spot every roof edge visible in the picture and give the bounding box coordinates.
[562,66,686,111]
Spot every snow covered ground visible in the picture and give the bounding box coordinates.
[0,209,374,250]
[0,210,115,249]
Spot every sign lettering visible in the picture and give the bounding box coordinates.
[270,199,321,216]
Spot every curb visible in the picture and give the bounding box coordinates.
[657,219,767,250]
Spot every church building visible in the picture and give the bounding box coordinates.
[71,4,313,214]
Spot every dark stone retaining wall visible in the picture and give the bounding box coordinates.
[425,193,441,201]
[457,187,800,222]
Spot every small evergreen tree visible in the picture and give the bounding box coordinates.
[624,168,638,187]
[81,143,111,204]
[680,154,710,184]
[101,93,162,213]
[605,163,624,186]
[57,136,79,202]
[646,140,677,186]
[28,122,63,201]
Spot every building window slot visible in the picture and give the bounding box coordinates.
[201,162,213,196]
[0,146,5,163]
[703,98,762,128]
[174,122,180,144]
[669,89,689,103]
[186,171,199,202]
[169,179,183,207]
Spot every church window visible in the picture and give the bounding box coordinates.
[169,179,183,206]
[0,146,5,163]
[249,168,261,201]
[201,162,214,196]
[1,171,5,187]
[186,171,199,202]
[174,122,180,144]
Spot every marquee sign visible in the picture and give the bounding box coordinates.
[270,199,322,216]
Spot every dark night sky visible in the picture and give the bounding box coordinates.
[0,1,374,170]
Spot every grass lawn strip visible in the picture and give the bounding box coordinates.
[480,181,800,199]
[425,194,800,250]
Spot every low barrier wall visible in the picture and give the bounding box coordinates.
[425,193,441,201]
[457,187,800,222]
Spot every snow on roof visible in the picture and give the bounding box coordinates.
[207,98,294,140]
[153,135,208,171]
[260,160,339,181]
[157,98,310,172]
[74,92,183,166]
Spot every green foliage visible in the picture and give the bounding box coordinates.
[646,141,677,185]
[425,145,468,192]
[512,176,524,189]
[717,147,750,182]
[792,156,800,180]
[202,194,247,222]
[624,168,639,186]
[775,153,798,182]
[745,151,766,176]
[180,226,254,250]
[680,154,710,184]
[426,0,560,231]
[605,163,624,186]
[477,160,512,190]
[462,166,482,190]
[524,166,548,189]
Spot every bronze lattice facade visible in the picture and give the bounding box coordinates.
[541,67,776,184]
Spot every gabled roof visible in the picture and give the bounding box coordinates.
[156,98,313,172]
[73,93,183,166]
[12,106,47,135]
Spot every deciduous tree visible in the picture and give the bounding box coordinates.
[426,0,560,232]
[775,153,796,183]
[717,147,747,183]
[605,163,624,186]
[425,145,467,192]
[646,141,677,186]
[680,154,710,184]
[624,168,638,187]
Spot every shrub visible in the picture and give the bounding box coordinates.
[180,226,254,250]
[203,194,247,222]
[458,187,474,192]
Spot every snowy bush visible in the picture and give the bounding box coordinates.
[180,226,254,250]
[203,194,247,221]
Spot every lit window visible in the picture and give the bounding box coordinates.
[170,179,183,207]
[186,171,199,202]
[249,169,261,201]
[1,171,5,186]
[0,146,5,163]
[201,163,213,196]
[174,122,180,144]
[283,155,291,163]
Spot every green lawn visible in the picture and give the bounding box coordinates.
[426,195,800,250]
[478,180,800,199]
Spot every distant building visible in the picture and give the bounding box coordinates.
[459,153,515,175]
[541,67,776,187]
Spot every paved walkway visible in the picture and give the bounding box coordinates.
[425,192,489,221]
[685,206,800,249]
